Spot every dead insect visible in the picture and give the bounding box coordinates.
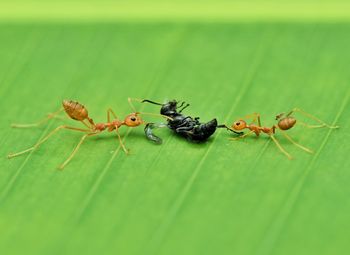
[141,99,231,143]
[219,108,339,159]
[7,98,169,169]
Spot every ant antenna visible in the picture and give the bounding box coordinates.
[128,97,141,112]
[128,98,172,120]
[138,112,173,121]
[217,124,243,135]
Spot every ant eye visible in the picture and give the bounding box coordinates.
[235,122,241,126]
[130,117,136,121]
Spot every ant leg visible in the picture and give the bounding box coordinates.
[115,129,129,154]
[229,130,255,140]
[243,113,261,126]
[107,108,118,122]
[58,132,98,170]
[275,112,285,120]
[269,134,292,160]
[78,120,95,130]
[287,108,339,129]
[256,113,262,127]
[11,108,65,128]
[298,121,337,129]
[279,130,313,154]
[7,125,91,159]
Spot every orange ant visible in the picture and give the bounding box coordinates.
[220,108,339,159]
[7,98,170,169]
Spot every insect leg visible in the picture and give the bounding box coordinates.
[79,119,96,129]
[194,117,200,124]
[180,116,192,122]
[243,113,261,126]
[11,108,65,128]
[115,129,129,154]
[176,101,185,109]
[275,112,285,120]
[270,134,293,159]
[7,125,91,158]
[141,99,163,106]
[58,132,98,170]
[144,123,167,144]
[174,117,192,128]
[279,130,313,154]
[298,121,336,129]
[287,108,339,129]
[175,122,195,133]
[178,103,190,113]
[107,108,118,122]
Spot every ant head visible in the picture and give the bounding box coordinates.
[231,119,247,130]
[124,113,143,127]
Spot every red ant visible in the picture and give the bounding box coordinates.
[7,98,170,169]
[221,108,339,159]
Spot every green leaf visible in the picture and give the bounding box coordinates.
[0,2,350,255]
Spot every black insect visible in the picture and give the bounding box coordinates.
[142,99,241,143]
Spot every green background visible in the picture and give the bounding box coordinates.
[0,1,350,255]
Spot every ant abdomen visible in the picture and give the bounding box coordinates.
[278,117,296,130]
[62,100,89,121]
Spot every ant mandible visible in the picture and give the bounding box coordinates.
[7,98,170,169]
[219,108,339,159]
